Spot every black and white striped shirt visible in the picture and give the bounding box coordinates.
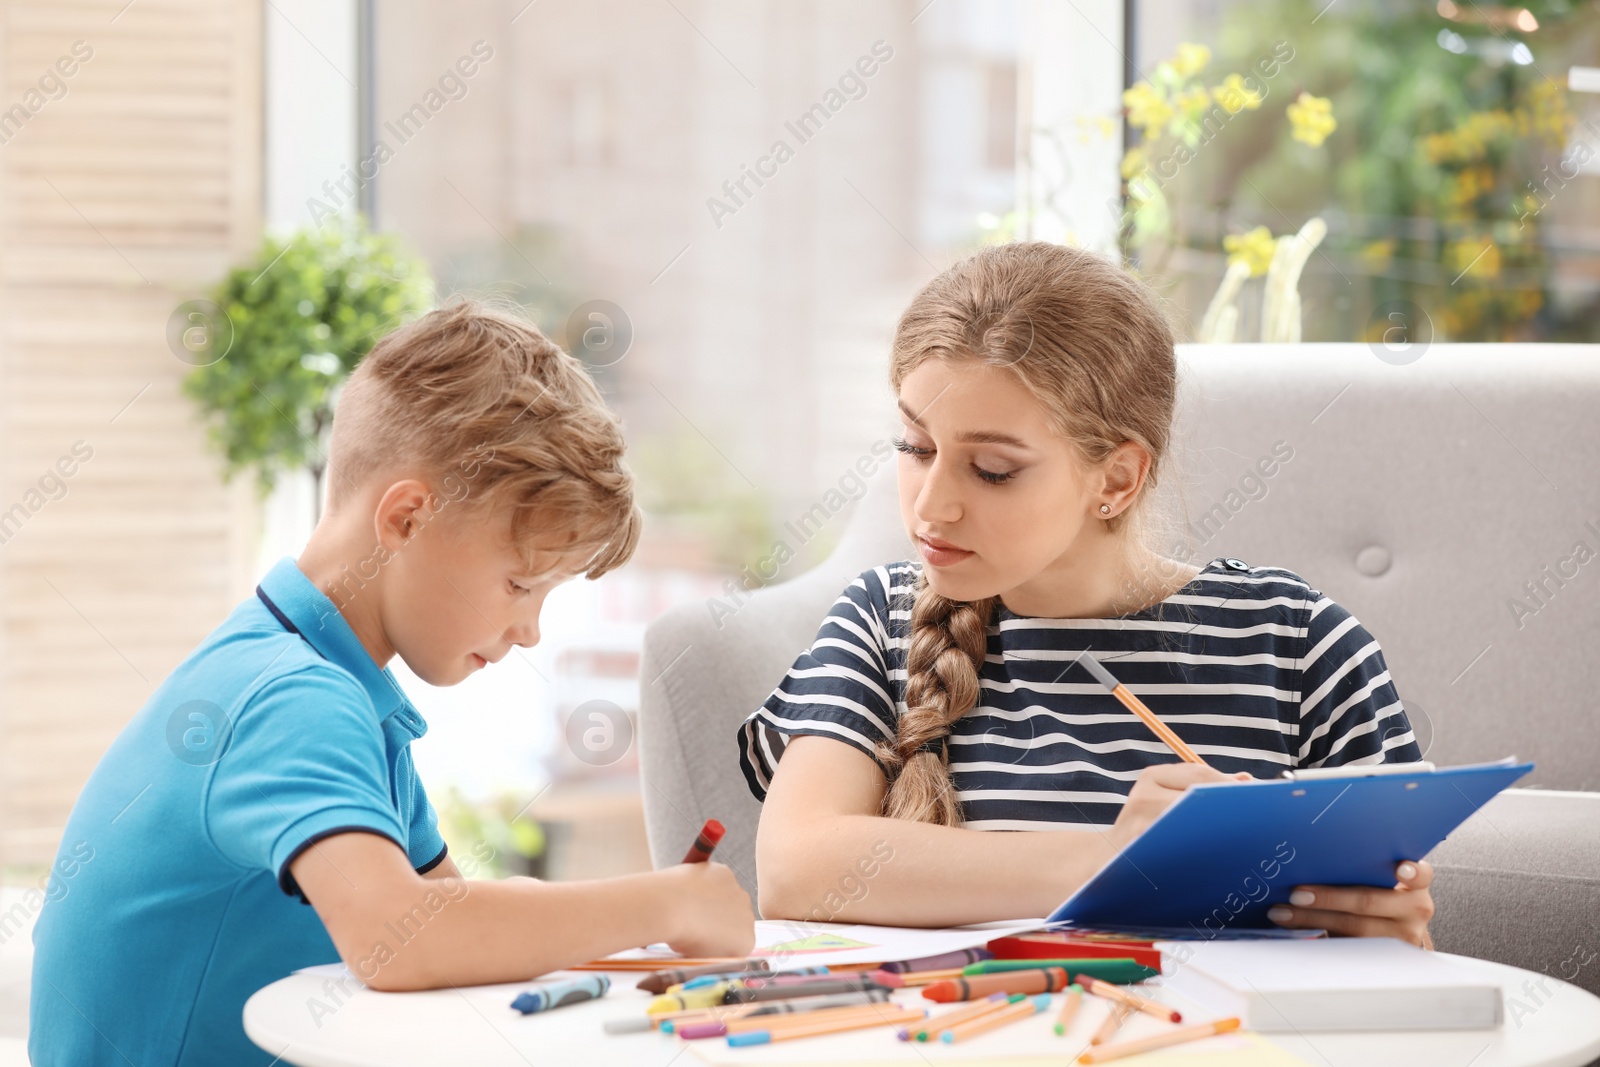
[737,556,1420,830]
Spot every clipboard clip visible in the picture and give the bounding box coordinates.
[1281,760,1437,781]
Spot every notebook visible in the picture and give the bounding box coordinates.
[1153,937,1503,1031]
[1046,758,1532,933]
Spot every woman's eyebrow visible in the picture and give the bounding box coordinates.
[954,429,1032,448]
[896,399,1032,449]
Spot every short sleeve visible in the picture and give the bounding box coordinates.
[737,568,901,801]
[204,667,408,899]
[400,758,448,874]
[1296,593,1422,768]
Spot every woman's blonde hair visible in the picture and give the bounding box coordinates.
[879,242,1179,826]
[327,299,641,579]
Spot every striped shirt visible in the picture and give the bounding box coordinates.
[737,556,1420,830]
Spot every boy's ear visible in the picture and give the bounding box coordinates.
[372,479,437,553]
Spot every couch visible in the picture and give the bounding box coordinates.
[637,342,1600,996]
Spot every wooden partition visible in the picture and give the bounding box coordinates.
[0,0,263,868]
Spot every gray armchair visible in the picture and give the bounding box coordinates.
[637,342,1600,994]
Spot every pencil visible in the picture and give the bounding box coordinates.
[727,1002,907,1034]
[904,993,1011,1041]
[940,994,1050,1044]
[1078,1017,1242,1063]
[1054,983,1084,1036]
[725,1006,925,1046]
[1075,652,1206,765]
[1076,975,1182,1024]
[681,819,726,863]
[1090,1002,1132,1045]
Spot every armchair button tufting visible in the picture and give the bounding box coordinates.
[1356,545,1392,576]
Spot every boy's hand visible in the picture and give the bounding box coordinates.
[1267,859,1435,947]
[1108,763,1250,851]
[660,861,757,959]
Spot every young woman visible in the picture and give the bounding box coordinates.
[737,242,1434,945]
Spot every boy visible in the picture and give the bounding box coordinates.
[30,302,754,1066]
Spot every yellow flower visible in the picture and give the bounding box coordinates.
[1171,42,1211,79]
[1177,85,1212,114]
[1120,146,1147,180]
[1288,91,1337,146]
[1360,238,1396,272]
[1075,114,1117,144]
[1212,73,1264,115]
[1223,226,1277,276]
[1448,238,1501,280]
[1123,81,1173,133]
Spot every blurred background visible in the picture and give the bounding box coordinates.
[0,0,1597,1037]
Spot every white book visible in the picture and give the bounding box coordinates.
[1153,937,1503,1032]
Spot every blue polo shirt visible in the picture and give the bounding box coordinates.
[30,558,447,1067]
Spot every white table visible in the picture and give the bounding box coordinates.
[245,954,1600,1067]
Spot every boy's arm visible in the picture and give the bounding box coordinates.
[291,831,753,991]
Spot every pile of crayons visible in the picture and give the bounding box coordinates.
[603,950,1241,1061]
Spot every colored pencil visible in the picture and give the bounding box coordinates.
[902,993,1011,1041]
[1076,975,1182,1024]
[1090,1002,1132,1045]
[574,957,748,972]
[681,819,726,864]
[1079,1017,1242,1063]
[922,967,1072,1003]
[1075,652,1206,765]
[940,994,1050,1044]
[1054,983,1084,1036]
[673,990,895,1038]
[726,1006,926,1046]
[727,1001,909,1034]
[659,987,892,1032]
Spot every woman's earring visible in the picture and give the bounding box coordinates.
[1099,504,1112,516]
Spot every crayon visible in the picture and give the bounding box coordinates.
[679,966,828,991]
[922,967,1072,1003]
[647,983,729,1014]
[966,959,1159,984]
[880,946,994,973]
[510,975,610,1014]
[725,976,891,1003]
[681,819,726,864]
[636,959,771,993]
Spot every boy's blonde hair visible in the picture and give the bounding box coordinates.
[326,300,641,579]
[880,242,1178,827]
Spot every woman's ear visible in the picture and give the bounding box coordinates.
[372,479,435,553]
[1099,441,1152,505]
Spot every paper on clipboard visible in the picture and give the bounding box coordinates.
[618,917,1048,969]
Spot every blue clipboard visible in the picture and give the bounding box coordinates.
[1046,759,1533,934]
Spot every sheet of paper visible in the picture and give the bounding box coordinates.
[746,918,1050,967]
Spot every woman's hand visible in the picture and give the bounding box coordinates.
[1108,763,1250,851]
[1267,859,1436,948]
